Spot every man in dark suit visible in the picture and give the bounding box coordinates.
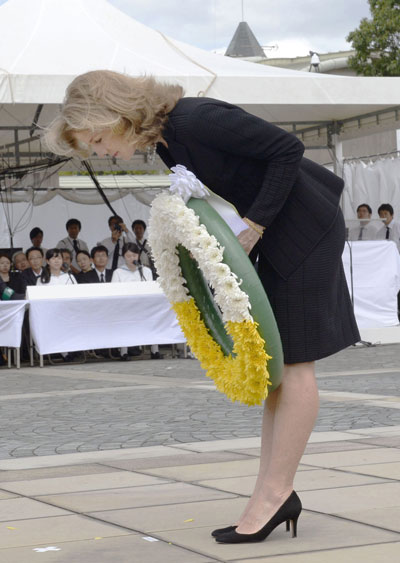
[21,247,44,291]
[81,245,112,283]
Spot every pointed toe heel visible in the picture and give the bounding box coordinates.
[211,525,237,537]
[215,491,302,544]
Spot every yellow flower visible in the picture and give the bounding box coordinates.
[173,299,271,406]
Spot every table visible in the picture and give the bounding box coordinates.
[0,300,27,368]
[342,240,400,329]
[27,281,185,362]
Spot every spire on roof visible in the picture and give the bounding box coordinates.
[225,21,265,58]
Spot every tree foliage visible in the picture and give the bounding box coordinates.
[347,0,400,76]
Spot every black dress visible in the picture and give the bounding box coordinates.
[156,97,360,363]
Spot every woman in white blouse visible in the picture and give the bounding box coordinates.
[37,248,77,285]
[112,242,161,359]
[111,242,153,282]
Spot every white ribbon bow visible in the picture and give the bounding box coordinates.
[169,164,210,203]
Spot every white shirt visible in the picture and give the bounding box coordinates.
[37,272,77,286]
[56,237,89,269]
[348,222,379,241]
[375,220,400,252]
[99,231,135,269]
[111,266,153,283]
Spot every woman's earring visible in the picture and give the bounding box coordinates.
[146,145,156,165]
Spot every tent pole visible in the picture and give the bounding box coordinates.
[329,122,344,215]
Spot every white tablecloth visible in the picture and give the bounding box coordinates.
[27,282,185,355]
[0,301,27,347]
[342,241,400,329]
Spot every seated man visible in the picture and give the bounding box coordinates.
[60,248,73,272]
[375,203,400,252]
[81,245,112,283]
[21,247,44,290]
[75,250,93,283]
[348,203,378,241]
[57,218,89,274]
[12,251,29,272]
[99,215,134,271]
[131,219,157,278]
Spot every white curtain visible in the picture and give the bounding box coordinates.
[343,156,400,220]
[0,189,155,250]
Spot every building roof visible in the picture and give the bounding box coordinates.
[225,21,265,58]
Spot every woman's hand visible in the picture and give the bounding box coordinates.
[237,227,261,255]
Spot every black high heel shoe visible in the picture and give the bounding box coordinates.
[215,491,302,544]
[211,525,237,537]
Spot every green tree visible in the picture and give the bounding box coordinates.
[347,0,400,76]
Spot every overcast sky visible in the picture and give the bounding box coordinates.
[109,0,371,57]
[0,0,372,57]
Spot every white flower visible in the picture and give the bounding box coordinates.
[149,191,252,323]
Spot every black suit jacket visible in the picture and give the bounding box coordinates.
[79,269,113,283]
[20,268,40,291]
[157,97,344,280]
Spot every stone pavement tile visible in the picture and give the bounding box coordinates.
[232,447,261,457]
[346,425,400,436]
[3,471,169,496]
[0,445,188,471]
[40,482,236,513]
[301,447,400,468]
[343,461,400,480]
[0,498,69,521]
[304,440,379,454]
[196,468,386,497]
[155,511,398,561]
[352,436,400,448]
[294,469,387,491]
[238,542,400,563]
[307,431,367,443]
[92,497,248,533]
[0,534,217,563]
[143,459,260,482]
[0,464,120,483]
[170,437,262,452]
[336,506,400,533]
[301,482,400,513]
[99,451,255,471]
[0,490,18,500]
[0,514,133,549]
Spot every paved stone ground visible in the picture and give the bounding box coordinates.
[0,343,399,459]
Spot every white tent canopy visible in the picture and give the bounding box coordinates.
[1,0,399,125]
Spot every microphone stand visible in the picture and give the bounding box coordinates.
[63,263,75,284]
[133,260,146,281]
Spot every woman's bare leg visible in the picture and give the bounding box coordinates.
[232,386,279,525]
[236,362,319,533]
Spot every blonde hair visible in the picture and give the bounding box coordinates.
[44,70,184,158]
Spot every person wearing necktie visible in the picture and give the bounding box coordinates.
[348,204,378,241]
[21,247,45,291]
[79,246,113,283]
[56,218,89,274]
[376,204,400,252]
[99,215,135,270]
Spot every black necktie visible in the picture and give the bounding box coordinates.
[386,226,390,240]
[358,226,364,241]
[100,273,105,283]
[111,240,120,271]
[73,239,79,255]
